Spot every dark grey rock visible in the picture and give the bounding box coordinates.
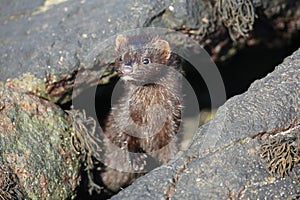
[0,0,172,81]
[110,49,300,199]
[1,0,299,83]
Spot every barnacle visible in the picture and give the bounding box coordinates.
[66,109,103,194]
[260,134,300,178]
[216,0,255,40]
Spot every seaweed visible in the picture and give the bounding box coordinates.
[260,134,300,178]
[67,109,103,194]
[0,166,23,200]
[216,0,255,40]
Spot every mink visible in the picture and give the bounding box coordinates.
[99,34,182,192]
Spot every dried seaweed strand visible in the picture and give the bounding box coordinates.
[216,0,255,40]
[0,166,23,200]
[66,109,103,194]
[260,135,300,178]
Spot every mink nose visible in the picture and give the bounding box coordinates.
[125,61,132,66]
[121,61,133,75]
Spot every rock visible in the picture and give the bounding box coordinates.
[0,83,80,199]
[1,0,299,83]
[0,0,171,82]
[110,48,300,199]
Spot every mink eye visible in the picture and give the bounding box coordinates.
[142,58,150,65]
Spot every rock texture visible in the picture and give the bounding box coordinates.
[1,0,299,82]
[0,83,80,199]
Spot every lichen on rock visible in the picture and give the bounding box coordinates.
[0,84,81,199]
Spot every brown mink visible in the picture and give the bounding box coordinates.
[100,34,182,192]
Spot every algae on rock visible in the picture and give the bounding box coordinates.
[0,85,80,199]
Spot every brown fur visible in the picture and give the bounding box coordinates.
[100,34,182,192]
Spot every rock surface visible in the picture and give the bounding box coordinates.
[0,0,171,81]
[0,83,80,199]
[111,49,300,199]
[1,0,299,83]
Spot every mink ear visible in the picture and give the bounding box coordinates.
[153,39,171,60]
[115,34,128,51]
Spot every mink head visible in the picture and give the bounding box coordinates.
[114,34,172,85]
